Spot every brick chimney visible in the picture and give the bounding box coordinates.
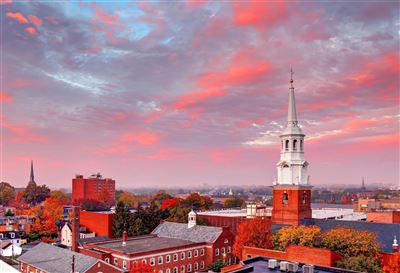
[71,206,80,252]
[122,230,128,246]
[393,235,398,252]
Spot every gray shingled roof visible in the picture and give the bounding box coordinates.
[18,243,98,273]
[301,218,400,253]
[152,221,223,243]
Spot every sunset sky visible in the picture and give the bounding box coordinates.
[1,1,399,189]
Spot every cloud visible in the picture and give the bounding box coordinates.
[0,91,12,103]
[28,15,43,27]
[25,27,38,35]
[6,12,29,23]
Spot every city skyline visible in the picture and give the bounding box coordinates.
[2,1,399,188]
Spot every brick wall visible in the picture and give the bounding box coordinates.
[197,215,247,235]
[80,211,114,238]
[367,211,400,224]
[242,245,342,267]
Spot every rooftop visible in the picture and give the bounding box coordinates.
[229,257,362,273]
[91,235,198,254]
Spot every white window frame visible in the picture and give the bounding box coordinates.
[158,256,163,265]
[105,258,110,263]
[150,258,156,266]
[142,259,147,264]
[173,267,178,273]
[200,261,205,269]
[224,238,228,244]
[180,252,185,260]
[200,248,205,256]
[123,260,127,269]
[187,264,192,272]
[114,258,118,266]
[180,265,185,273]
[166,269,171,273]
[166,255,171,263]
[187,251,192,259]
[194,250,198,257]
[227,246,231,253]
[221,247,225,254]
[215,248,219,256]
[173,253,178,262]
[194,262,198,271]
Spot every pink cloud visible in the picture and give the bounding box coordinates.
[0,91,12,103]
[1,115,48,143]
[120,131,159,146]
[147,147,186,160]
[6,12,29,23]
[25,27,38,35]
[209,148,240,164]
[28,15,42,27]
[0,0,12,4]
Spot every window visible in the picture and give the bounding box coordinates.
[158,256,163,265]
[150,258,156,266]
[180,252,185,260]
[187,251,192,259]
[166,255,171,263]
[0,234,3,239]
[114,258,118,266]
[200,248,205,256]
[200,261,205,269]
[166,269,171,273]
[224,238,228,244]
[302,192,307,204]
[123,260,127,269]
[187,264,192,272]
[215,248,219,256]
[173,267,178,273]
[221,247,225,254]
[105,258,110,263]
[300,140,303,151]
[142,259,147,264]
[173,253,178,262]
[180,265,185,273]
[293,139,297,151]
[282,192,289,205]
[10,232,15,238]
[228,258,231,265]
[194,262,198,271]
[285,140,289,151]
[194,250,198,257]
[227,246,231,253]
[159,271,163,273]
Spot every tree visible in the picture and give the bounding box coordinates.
[383,252,400,273]
[32,197,66,236]
[74,198,110,211]
[23,181,50,205]
[337,256,382,273]
[233,217,272,258]
[183,193,213,210]
[224,197,245,208]
[118,192,141,208]
[50,190,69,202]
[112,201,134,237]
[151,191,173,207]
[131,205,166,236]
[0,182,16,205]
[160,198,178,210]
[129,262,154,273]
[5,209,14,216]
[273,225,322,251]
[167,206,191,223]
[208,259,226,272]
[96,189,113,206]
[321,227,380,258]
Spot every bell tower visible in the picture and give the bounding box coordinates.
[272,69,312,226]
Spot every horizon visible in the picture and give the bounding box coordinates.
[2,1,399,188]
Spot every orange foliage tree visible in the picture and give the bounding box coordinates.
[233,217,272,258]
[273,225,322,251]
[129,262,154,273]
[32,197,67,236]
[383,252,400,273]
[118,192,142,207]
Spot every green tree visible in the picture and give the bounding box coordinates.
[23,181,50,205]
[183,193,213,210]
[5,209,14,216]
[112,201,134,237]
[151,191,173,207]
[167,206,191,223]
[208,259,226,272]
[0,182,16,205]
[337,256,382,273]
[224,197,245,208]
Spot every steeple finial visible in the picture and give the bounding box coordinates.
[287,67,298,125]
[30,160,35,182]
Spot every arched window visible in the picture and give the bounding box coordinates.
[293,139,297,151]
[302,192,307,204]
[300,140,303,151]
[285,140,289,151]
[282,192,289,204]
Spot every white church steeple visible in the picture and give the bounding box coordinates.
[276,69,309,186]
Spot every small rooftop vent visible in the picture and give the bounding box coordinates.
[302,265,314,273]
[268,259,278,269]
[280,261,289,271]
[288,262,299,272]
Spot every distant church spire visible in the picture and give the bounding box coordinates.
[361,176,366,191]
[287,67,298,126]
[30,160,35,183]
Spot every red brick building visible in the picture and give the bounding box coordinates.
[80,212,235,272]
[80,210,114,238]
[367,211,400,224]
[72,173,115,205]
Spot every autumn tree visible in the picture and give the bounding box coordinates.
[383,251,400,273]
[0,182,16,205]
[118,192,142,207]
[112,201,134,237]
[50,190,69,202]
[273,225,322,251]
[224,197,245,208]
[183,193,213,210]
[74,198,110,211]
[233,217,272,258]
[167,206,191,223]
[23,181,50,205]
[32,197,67,236]
[160,198,178,210]
[151,191,173,207]
[337,256,382,273]
[129,262,154,273]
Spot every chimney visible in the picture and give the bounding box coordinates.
[71,206,80,252]
[122,230,128,246]
[71,255,75,273]
[393,236,398,252]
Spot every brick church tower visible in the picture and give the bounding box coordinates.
[272,70,312,226]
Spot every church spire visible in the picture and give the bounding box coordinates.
[30,160,35,183]
[361,176,366,191]
[287,67,298,126]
